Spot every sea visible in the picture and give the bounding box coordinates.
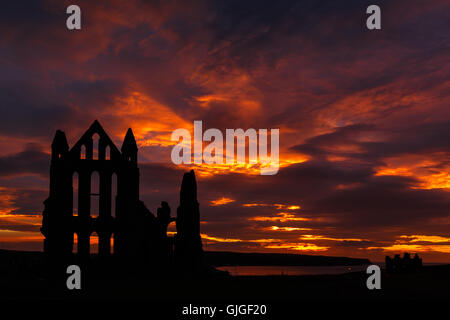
[216,263,444,276]
[216,265,371,276]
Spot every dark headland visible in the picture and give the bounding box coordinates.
[1,248,450,302]
[204,251,370,266]
[0,248,369,270]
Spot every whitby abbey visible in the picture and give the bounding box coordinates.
[40,120,204,276]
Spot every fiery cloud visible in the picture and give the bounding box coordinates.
[243,203,301,210]
[368,234,450,254]
[0,0,449,262]
[268,226,307,232]
[210,197,235,206]
[264,243,329,252]
[299,235,366,242]
[249,213,310,222]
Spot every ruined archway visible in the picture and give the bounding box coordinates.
[42,120,139,261]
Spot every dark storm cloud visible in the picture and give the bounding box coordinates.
[0,144,49,178]
[8,189,47,216]
[197,160,374,207]
[362,121,450,158]
[138,163,186,211]
[293,120,450,164]
[335,240,375,248]
[0,187,47,217]
[0,217,40,232]
[312,175,450,228]
[0,64,129,138]
[59,79,128,109]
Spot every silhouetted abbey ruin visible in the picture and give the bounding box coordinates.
[41,120,203,275]
[385,253,422,273]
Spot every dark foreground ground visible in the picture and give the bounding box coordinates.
[1,249,449,303]
[3,266,450,300]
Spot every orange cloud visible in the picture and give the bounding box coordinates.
[210,197,235,206]
[367,234,450,254]
[200,233,242,243]
[250,212,309,222]
[243,203,301,210]
[200,232,328,252]
[375,154,450,190]
[264,242,329,252]
[0,214,41,223]
[0,187,20,215]
[399,235,450,243]
[111,91,193,148]
[299,235,366,242]
[173,155,307,177]
[268,226,310,232]
[0,230,43,243]
[368,244,450,254]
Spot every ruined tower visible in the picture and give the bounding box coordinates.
[41,129,72,263]
[175,170,203,272]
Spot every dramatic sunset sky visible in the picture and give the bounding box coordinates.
[0,0,449,262]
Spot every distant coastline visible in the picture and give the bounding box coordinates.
[205,251,370,266]
[0,249,370,267]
